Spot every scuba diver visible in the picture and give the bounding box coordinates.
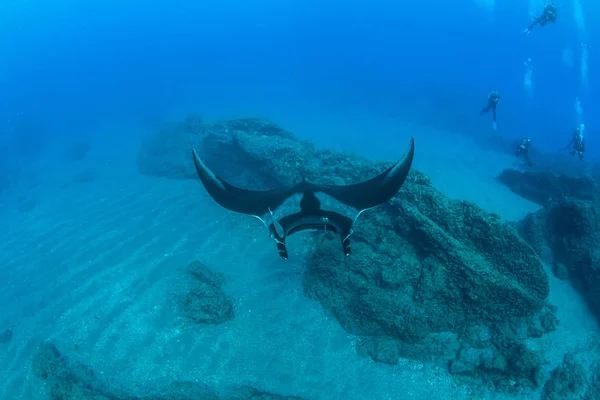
[515,137,533,167]
[563,124,586,160]
[480,90,500,130]
[524,2,558,35]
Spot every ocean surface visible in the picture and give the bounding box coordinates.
[1,1,599,399]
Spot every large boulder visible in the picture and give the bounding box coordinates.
[497,169,599,206]
[517,199,600,320]
[302,170,555,391]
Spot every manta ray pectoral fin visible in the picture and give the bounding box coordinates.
[192,149,297,216]
[317,137,415,211]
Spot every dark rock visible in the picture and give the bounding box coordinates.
[517,199,600,320]
[497,169,599,206]
[542,353,587,400]
[65,142,90,162]
[171,117,555,391]
[32,341,308,400]
[180,261,233,324]
[0,327,12,343]
[72,171,97,184]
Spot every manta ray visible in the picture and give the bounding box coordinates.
[192,137,415,259]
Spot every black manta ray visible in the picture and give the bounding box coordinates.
[192,137,415,259]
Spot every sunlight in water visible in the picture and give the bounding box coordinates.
[523,58,534,98]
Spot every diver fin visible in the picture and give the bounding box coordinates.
[192,149,295,216]
[316,137,415,211]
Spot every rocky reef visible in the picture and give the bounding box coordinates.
[139,116,558,393]
[517,198,600,320]
[32,342,305,400]
[495,151,600,325]
[497,168,599,206]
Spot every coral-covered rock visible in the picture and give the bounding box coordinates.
[497,169,599,206]
[517,199,600,319]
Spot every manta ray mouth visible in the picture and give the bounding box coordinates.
[192,137,415,258]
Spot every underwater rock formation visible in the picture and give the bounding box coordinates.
[137,116,295,181]
[518,199,600,320]
[497,169,599,206]
[541,353,587,400]
[303,171,555,391]
[180,261,234,325]
[32,342,305,400]
[163,117,556,392]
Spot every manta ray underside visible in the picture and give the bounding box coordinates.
[192,137,415,259]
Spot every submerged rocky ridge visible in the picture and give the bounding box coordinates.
[138,116,559,393]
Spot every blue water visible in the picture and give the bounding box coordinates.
[1,0,598,160]
[1,1,600,399]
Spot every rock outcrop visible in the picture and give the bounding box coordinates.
[140,116,557,392]
[179,261,234,325]
[497,169,599,206]
[518,199,600,320]
[32,342,305,400]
